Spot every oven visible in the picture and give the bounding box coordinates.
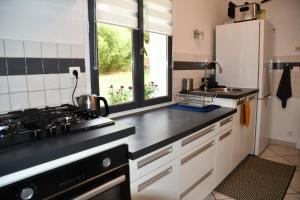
[0,144,131,200]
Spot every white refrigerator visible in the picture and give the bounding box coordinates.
[216,20,274,155]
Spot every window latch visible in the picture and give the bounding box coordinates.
[140,48,145,56]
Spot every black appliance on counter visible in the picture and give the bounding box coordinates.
[0,144,131,200]
[0,104,114,148]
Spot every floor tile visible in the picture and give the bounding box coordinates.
[262,156,294,165]
[289,171,300,193]
[284,155,300,166]
[260,148,279,158]
[212,191,234,199]
[284,193,300,200]
[268,144,300,156]
[286,187,297,194]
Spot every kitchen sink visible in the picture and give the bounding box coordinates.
[207,87,243,93]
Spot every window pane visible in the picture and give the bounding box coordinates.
[98,23,134,105]
[144,32,168,100]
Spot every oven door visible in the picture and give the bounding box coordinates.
[50,164,131,200]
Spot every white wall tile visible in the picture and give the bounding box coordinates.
[0,40,4,57]
[44,74,60,90]
[0,76,9,94]
[77,73,86,87]
[29,91,45,108]
[75,86,87,97]
[27,75,44,91]
[10,92,29,111]
[0,94,11,113]
[24,41,42,58]
[42,42,57,58]
[58,44,72,58]
[45,89,60,106]
[71,44,85,58]
[8,75,27,93]
[59,73,74,88]
[4,39,24,57]
[60,88,73,104]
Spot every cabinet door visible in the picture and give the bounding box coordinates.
[232,102,245,168]
[131,160,177,200]
[215,128,233,186]
[179,139,216,200]
[244,96,257,156]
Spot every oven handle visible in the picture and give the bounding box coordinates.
[72,175,126,200]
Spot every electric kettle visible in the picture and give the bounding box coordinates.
[76,95,109,117]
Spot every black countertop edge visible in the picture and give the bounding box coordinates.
[128,109,236,160]
[0,122,135,177]
[215,89,259,99]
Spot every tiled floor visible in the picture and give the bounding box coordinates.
[205,144,300,200]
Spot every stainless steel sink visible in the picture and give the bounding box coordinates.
[207,87,243,93]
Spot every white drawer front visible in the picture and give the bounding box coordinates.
[218,116,233,133]
[179,139,216,194]
[180,169,214,200]
[130,144,176,182]
[131,160,177,200]
[180,124,216,155]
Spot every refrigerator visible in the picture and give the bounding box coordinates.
[216,20,274,155]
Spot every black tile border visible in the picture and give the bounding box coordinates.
[6,58,26,75]
[173,61,214,70]
[0,57,86,75]
[0,58,7,75]
[173,61,300,70]
[272,62,300,70]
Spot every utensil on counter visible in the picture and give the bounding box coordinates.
[76,95,109,116]
[181,78,193,93]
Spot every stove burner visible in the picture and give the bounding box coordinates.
[0,104,114,148]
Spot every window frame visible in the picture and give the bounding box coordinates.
[88,0,172,113]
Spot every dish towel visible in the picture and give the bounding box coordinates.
[276,67,292,108]
[244,99,251,127]
[240,102,245,127]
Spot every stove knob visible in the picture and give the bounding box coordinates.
[102,157,111,168]
[20,187,34,200]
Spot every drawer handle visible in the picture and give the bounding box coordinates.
[137,146,172,169]
[180,169,213,199]
[181,141,214,165]
[219,130,232,141]
[181,125,215,147]
[220,117,233,126]
[138,167,172,192]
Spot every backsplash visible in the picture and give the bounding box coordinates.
[0,39,89,113]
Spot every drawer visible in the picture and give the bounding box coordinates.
[180,169,214,200]
[131,160,177,200]
[180,124,217,155]
[130,143,177,182]
[179,139,216,194]
[218,115,233,133]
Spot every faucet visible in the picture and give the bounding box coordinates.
[201,61,223,92]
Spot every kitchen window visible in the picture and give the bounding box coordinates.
[88,0,172,113]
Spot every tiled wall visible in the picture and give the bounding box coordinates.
[172,70,207,93]
[0,39,88,113]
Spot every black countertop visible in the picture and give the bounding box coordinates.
[191,88,258,99]
[0,122,135,176]
[117,106,237,160]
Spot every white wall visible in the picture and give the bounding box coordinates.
[173,0,228,62]
[0,0,84,44]
[172,0,228,92]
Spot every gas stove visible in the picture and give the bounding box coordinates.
[0,104,115,148]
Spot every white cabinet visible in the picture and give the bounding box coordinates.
[215,128,233,186]
[244,95,257,156]
[131,160,177,200]
[178,139,216,199]
[232,100,245,168]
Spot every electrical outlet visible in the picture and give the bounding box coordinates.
[287,131,293,137]
[69,67,81,78]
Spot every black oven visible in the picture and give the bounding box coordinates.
[0,144,131,200]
